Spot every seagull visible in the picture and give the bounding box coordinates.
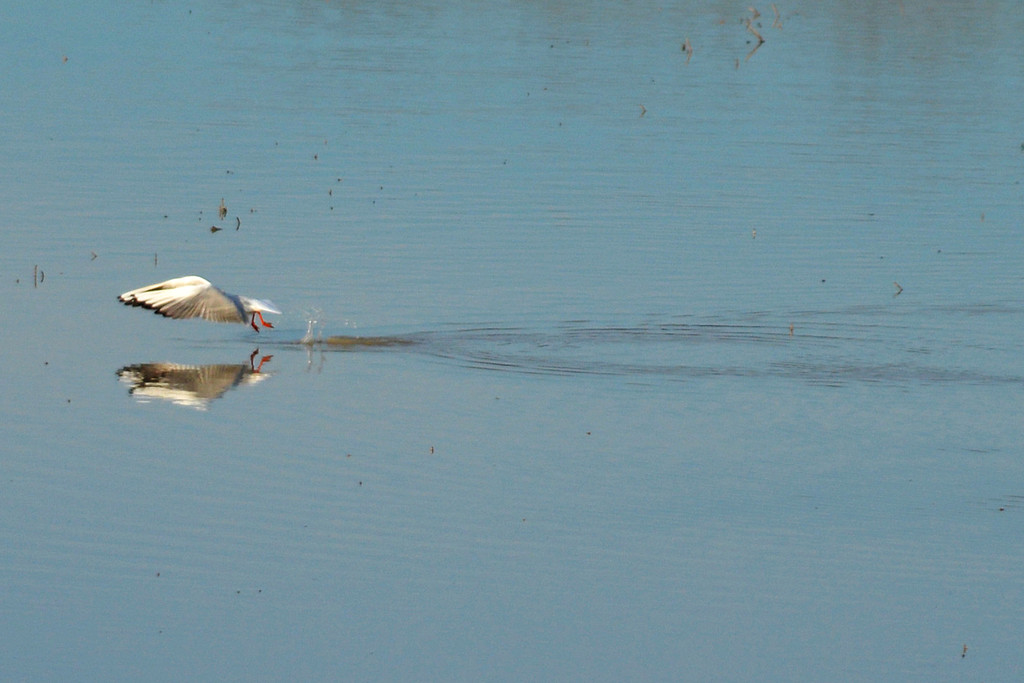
[118,276,280,332]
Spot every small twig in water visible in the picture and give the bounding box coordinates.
[746,18,765,43]
[745,18,765,60]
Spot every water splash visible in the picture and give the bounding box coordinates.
[300,310,324,345]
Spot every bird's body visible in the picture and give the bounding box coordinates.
[118,276,280,331]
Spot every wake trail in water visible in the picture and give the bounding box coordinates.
[284,306,1024,387]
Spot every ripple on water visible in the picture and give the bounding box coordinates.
[293,306,1024,387]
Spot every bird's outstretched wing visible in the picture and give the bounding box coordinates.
[118,276,245,323]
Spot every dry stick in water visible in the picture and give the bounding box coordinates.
[745,18,766,61]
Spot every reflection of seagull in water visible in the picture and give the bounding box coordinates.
[117,350,273,410]
[118,276,280,332]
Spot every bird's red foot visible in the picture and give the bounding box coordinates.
[255,311,274,329]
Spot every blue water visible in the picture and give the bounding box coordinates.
[2,1,1023,680]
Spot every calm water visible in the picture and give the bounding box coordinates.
[2,1,1023,680]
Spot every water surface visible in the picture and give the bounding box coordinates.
[1,1,1023,680]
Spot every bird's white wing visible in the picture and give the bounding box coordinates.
[118,276,245,323]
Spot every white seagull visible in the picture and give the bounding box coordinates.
[118,276,280,332]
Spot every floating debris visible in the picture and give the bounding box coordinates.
[745,16,766,61]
